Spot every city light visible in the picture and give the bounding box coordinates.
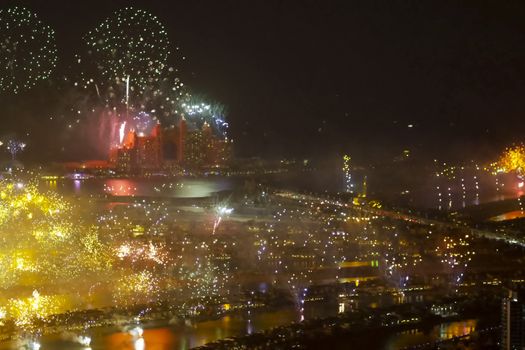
[0,3,523,349]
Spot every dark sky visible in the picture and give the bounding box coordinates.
[3,0,525,163]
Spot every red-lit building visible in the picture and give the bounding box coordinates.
[162,118,187,164]
[110,124,163,174]
[109,118,232,173]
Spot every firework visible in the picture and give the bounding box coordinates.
[181,95,229,137]
[114,271,160,306]
[497,144,525,178]
[139,73,188,126]
[115,241,168,265]
[0,176,236,334]
[132,111,156,136]
[82,7,170,96]
[65,7,178,154]
[8,290,69,327]
[0,179,112,290]
[212,205,233,235]
[68,58,187,154]
[342,155,352,193]
[0,6,57,94]
[65,7,231,155]
[3,138,26,160]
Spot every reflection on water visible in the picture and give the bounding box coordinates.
[104,179,137,197]
[385,319,477,350]
[0,310,298,350]
[489,210,525,222]
[107,310,297,350]
[42,178,233,199]
[42,173,522,210]
[0,311,477,350]
[106,328,174,350]
[439,319,476,339]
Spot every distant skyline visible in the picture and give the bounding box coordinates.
[2,0,525,164]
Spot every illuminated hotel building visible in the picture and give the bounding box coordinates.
[184,124,209,167]
[115,147,135,173]
[110,118,232,173]
[136,124,163,170]
[210,137,233,166]
[163,118,187,163]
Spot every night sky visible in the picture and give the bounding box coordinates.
[3,0,525,164]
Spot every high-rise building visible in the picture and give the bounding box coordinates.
[109,118,232,173]
[502,287,525,350]
[136,124,162,170]
[209,137,233,167]
[184,128,206,167]
[111,124,162,173]
[115,147,136,173]
[162,118,187,164]
[183,122,232,168]
[176,118,187,163]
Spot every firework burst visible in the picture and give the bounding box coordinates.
[81,7,170,96]
[0,6,57,94]
[497,144,525,178]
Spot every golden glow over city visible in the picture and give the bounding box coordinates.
[8,290,69,327]
[497,144,525,176]
[2,2,520,348]
[0,177,227,331]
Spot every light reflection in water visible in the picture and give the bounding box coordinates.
[247,319,253,335]
[134,338,144,350]
[0,315,479,350]
[104,179,137,197]
[439,319,476,339]
[43,178,233,199]
[385,319,477,349]
[74,179,81,194]
[105,328,175,350]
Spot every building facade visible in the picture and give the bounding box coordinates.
[502,287,525,350]
[110,119,232,173]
